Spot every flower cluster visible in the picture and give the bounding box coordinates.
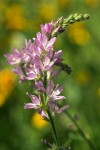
[5,20,68,119]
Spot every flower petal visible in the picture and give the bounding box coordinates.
[38,108,48,119]
[56,105,69,113]
[24,103,37,109]
[46,37,56,50]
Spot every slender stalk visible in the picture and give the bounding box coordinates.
[65,110,96,150]
[47,109,60,150]
[43,72,60,149]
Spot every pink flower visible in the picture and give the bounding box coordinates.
[5,19,67,116]
[35,81,46,93]
[34,32,56,51]
[34,80,67,113]
[26,63,40,80]
[47,81,68,113]
[53,50,63,63]
[47,82,65,101]
[24,93,48,118]
[40,21,54,34]
[33,55,56,72]
[48,101,68,113]
[4,48,21,65]
[24,93,41,109]
[47,82,66,104]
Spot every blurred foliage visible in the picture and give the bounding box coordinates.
[0,0,100,150]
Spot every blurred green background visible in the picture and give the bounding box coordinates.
[0,0,100,150]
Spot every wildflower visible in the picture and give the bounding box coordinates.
[5,14,89,118]
[24,93,41,109]
[4,13,90,149]
[24,93,48,118]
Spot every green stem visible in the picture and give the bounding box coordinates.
[47,109,60,150]
[43,72,60,149]
[65,110,96,150]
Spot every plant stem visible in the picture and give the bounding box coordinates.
[47,109,60,150]
[43,72,60,149]
[65,110,96,150]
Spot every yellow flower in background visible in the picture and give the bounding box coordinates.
[5,4,27,30]
[85,0,99,8]
[39,3,57,21]
[67,23,90,45]
[76,71,90,85]
[31,112,48,129]
[58,0,71,9]
[0,69,16,107]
